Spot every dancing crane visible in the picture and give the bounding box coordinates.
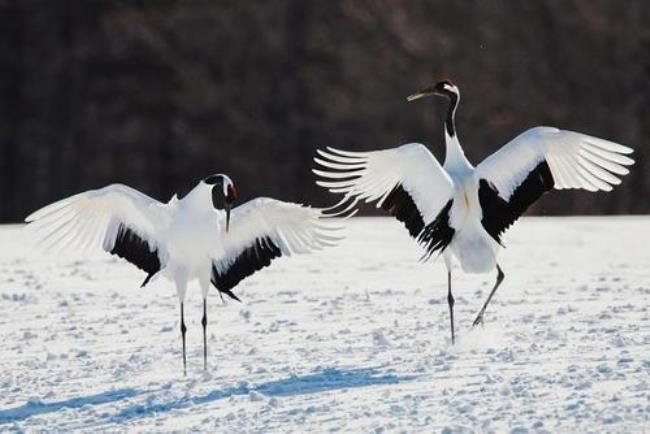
[314,79,634,344]
[25,174,340,374]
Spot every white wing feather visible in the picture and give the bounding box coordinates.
[25,184,167,257]
[313,143,454,225]
[214,198,341,274]
[475,126,634,199]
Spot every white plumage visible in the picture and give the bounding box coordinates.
[476,126,634,196]
[315,143,454,223]
[314,79,634,344]
[25,175,340,373]
[27,184,168,263]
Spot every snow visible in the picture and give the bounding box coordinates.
[1,217,649,432]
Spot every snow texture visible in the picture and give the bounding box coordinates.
[1,217,649,432]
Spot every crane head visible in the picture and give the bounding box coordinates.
[407,79,459,102]
[204,174,238,231]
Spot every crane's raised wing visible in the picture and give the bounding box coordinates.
[25,184,169,286]
[211,198,341,301]
[314,143,455,259]
[474,126,634,243]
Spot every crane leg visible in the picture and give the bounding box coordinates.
[447,270,455,344]
[180,302,187,376]
[201,298,208,371]
[473,265,505,327]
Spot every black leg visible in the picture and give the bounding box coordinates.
[202,298,208,371]
[473,265,505,327]
[180,302,187,376]
[447,270,455,344]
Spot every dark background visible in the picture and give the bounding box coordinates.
[1,0,648,222]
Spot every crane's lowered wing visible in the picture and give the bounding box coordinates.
[25,184,169,286]
[474,126,634,244]
[212,198,342,301]
[314,143,455,259]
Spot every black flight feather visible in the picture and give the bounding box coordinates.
[211,236,282,301]
[381,184,425,238]
[108,224,161,287]
[478,160,554,244]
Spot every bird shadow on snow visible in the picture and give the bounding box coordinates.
[115,367,416,422]
[0,388,138,424]
[0,368,414,425]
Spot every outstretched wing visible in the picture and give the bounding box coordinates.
[474,126,634,243]
[211,198,340,300]
[25,184,168,286]
[314,143,455,258]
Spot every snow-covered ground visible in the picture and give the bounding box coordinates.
[1,217,649,433]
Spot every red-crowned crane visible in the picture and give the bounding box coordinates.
[314,79,635,344]
[25,174,340,374]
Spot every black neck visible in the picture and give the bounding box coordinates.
[445,93,458,137]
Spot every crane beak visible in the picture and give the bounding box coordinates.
[224,185,237,233]
[225,202,231,232]
[407,86,437,102]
